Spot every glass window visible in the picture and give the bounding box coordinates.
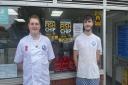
[0,6,103,79]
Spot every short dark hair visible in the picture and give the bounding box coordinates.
[83,15,94,22]
[28,15,40,24]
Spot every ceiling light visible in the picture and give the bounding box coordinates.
[15,19,25,22]
[8,9,18,15]
[51,11,63,17]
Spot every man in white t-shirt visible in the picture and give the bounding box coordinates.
[73,15,102,85]
[14,15,55,85]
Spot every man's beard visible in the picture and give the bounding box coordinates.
[85,29,91,32]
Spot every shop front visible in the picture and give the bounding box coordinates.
[0,0,105,85]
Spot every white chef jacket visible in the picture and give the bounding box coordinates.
[74,33,102,79]
[14,34,55,85]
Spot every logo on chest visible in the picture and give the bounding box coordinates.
[42,45,47,51]
[91,41,96,47]
[25,45,28,51]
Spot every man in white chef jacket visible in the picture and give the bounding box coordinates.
[14,15,55,85]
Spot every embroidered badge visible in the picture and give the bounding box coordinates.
[42,45,46,51]
[35,45,38,48]
[25,45,28,51]
[91,41,96,46]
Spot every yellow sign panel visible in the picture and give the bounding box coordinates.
[60,22,71,29]
[45,21,56,28]
[59,20,72,42]
[45,20,58,40]
[122,68,128,85]
[94,11,102,27]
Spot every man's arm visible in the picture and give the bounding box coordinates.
[96,50,101,64]
[14,40,23,72]
[17,63,23,72]
[73,50,79,68]
[47,39,55,63]
[97,37,102,64]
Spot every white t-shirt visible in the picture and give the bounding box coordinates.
[14,34,55,85]
[74,33,102,79]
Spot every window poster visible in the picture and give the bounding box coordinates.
[73,23,83,38]
[59,20,72,43]
[45,20,58,41]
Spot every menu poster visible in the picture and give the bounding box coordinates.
[73,23,83,38]
[45,20,58,41]
[59,20,72,43]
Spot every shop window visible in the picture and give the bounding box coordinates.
[0,6,103,79]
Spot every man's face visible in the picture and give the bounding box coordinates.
[83,19,93,32]
[28,18,41,35]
